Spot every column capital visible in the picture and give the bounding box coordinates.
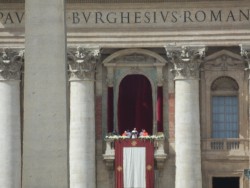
[67,47,100,81]
[240,45,250,79]
[165,46,206,80]
[240,45,250,59]
[0,48,24,81]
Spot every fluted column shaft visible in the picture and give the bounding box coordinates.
[68,47,99,188]
[0,49,23,188]
[166,46,205,188]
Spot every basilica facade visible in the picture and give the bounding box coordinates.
[0,0,250,188]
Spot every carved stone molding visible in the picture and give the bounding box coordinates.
[103,49,167,87]
[204,49,245,72]
[165,46,205,80]
[0,48,24,81]
[211,76,239,91]
[67,47,100,81]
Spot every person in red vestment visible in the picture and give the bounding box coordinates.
[139,129,149,137]
[122,130,128,137]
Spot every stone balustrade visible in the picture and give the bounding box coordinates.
[202,138,249,151]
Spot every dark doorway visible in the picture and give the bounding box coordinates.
[212,177,239,188]
[118,74,153,135]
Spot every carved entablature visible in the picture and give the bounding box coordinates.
[67,46,100,81]
[165,46,205,80]
[0,48,24,81]
[203,50,245,71]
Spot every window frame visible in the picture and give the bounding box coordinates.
[210,77,240,139]
[211,94,239,139]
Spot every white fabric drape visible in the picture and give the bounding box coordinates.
[123,147,146,188]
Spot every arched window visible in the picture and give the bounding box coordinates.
[118,74,153,135]
[211,76,239,138]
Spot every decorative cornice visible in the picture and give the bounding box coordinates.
[67,47,100,81]
[0,48,24,81]
[165,46,205,80]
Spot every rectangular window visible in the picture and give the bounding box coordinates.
[212,96,238,138]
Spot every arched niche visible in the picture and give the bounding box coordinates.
[103,49,167,135]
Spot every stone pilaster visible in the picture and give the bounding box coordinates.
[0,48,23,188]
[22,0,68,187]
[165,46,205,188]
[68,47,100,188]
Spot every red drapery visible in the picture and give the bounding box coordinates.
[115,139,154,188]
[118,75,153,135]
[157,86,163,132]
[107,87,114,133]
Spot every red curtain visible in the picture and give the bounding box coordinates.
[107,87,114,133]
[157,87,163,132]
[118,75,153,135]
[115,139,154,188]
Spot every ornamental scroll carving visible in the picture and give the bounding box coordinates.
[165,46,205,80]
[0,48,24,80]
[67,47,100,81]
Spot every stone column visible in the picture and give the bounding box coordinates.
[23,0,68,187]
[68,47,99,188]
[0,49,23,188]
[240,45,250,186]
[166,46,205,188]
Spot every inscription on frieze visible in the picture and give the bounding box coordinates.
[69,9,250,25]
[0,7,250,29]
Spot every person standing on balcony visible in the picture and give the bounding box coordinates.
[131,128,138,138]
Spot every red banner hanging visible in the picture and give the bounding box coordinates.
[115,139,154,188]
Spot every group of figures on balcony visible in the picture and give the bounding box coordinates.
[118,128,149,138]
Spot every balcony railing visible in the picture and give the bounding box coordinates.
[103,133,167,170]
[202,138,249,151]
